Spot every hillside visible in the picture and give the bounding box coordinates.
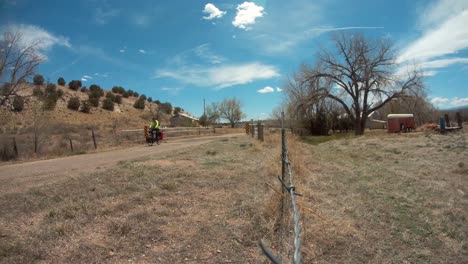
[2,83,171,132]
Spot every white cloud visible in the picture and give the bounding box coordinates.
[95,8,120,25]
[430,96,468,107]
[119,46,127,53]
[83,75,93,79]
[419,0,468,28]
[398,9,468,63]
[430,97,449,105]
[81,77,88,82]
[155,63,279,89]
[203,3,226,20]
[232,2,265,30]
[1,24,71,60]
[258,86,275,93]
[276,87,283,92]
[139,49,147,54]
[423,70,438,76]
[451,97,468,106]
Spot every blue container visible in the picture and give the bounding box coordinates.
[439,117,446,130]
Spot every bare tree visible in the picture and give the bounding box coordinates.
[301,33,424,135]
[219,98,245,128]
[205,102,221,125]
[0,29,43,107]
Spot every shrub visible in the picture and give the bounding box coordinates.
[159,102,172,115]
[174,106,182,115]
[123,91,130,98]
[88,97,99,107]
[112,86,125,94]
[32,86,43,97]
[147,97,152,103]
[68,80,82,91]
[57,89,64,98]
[45,83,56,94]
[81,101,91,113]
[57,77,66,86]
[106,92,115,102]
[133,91,139,97]
[155,100,161,105]
[43,95,58,110]
[12,96,24,112]
[133,98,145,109]
[67,97,80,110]
[115,95,122,104]
[0,83,12,96]
[33,75,44,85]
[139,94,147,101]
[89,84,104,97]
[102,98,114,111]
[80,87,88,93]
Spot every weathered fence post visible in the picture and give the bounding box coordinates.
[251,119,255,138]
[91,128,97,149]
[444,114,450,127]
[213,127,216,134]
[456,112,462,128]
[69,139,74,152]
[258,122,264,142]
[12,137,18,157]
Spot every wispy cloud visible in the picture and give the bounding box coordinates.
[94,72,109,77]
[276,87,283,92]
[95,8,120,25]
[83,75,93,79]
[233,2,265,30]
[193,44,224,64]
[81,77,88,82]
[168,43,225,65]
[119,46,127,53]
[398,5,468,63]
[161,87,184,95]
[131,14,150,26]
[421,57,468,68]
[1,24,71,59]
[258,86,275,93]
[139,49,147,54]
[203,3,226,20]
[155,63,279,89]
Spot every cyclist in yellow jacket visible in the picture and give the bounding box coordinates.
[148,117,160,139]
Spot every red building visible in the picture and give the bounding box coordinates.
[387,114,415,133]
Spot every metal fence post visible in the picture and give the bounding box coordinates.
[12,137,18,157]
[69,139,74,152]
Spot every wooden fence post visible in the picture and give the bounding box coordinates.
[69,139,74,152]
[12,137,18,157]
[91,128,97,149]
[213,127,216,134]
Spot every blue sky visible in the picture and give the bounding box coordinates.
[1,0,467,120]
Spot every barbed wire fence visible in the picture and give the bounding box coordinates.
[258,112,302,264]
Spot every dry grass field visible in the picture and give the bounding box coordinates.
[0,129,467,263]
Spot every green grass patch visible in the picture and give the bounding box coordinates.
[301,133,354,145]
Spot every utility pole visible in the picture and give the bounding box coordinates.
[203,98,206,116]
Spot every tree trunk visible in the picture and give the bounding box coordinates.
[354,118,365,135]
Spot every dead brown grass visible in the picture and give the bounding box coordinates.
[0,136,275,263]
[282,129,468,263]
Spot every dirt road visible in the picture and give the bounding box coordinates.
[0,134,243,194]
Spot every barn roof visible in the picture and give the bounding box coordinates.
[387,114,414,119]
[170,112,199,121]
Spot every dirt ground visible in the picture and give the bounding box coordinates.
[0,129,467,263]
